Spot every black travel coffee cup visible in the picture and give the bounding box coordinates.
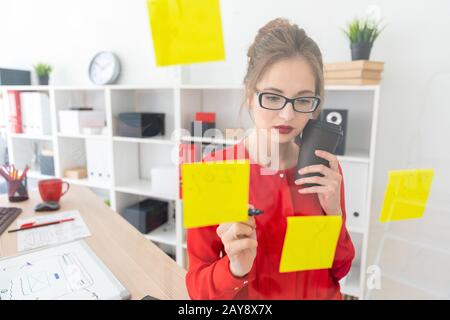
[295,119,343,187]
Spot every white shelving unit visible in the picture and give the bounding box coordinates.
[0,84,380,299]
[144,221,177,247]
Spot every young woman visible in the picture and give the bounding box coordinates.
[186,18,355,299]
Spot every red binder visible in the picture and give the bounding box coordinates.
[8,91,22,133]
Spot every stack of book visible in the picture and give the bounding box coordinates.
[324,61,384,85]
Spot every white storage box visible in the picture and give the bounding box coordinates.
[85,139,111,184]
[151,166,178,198]
[59,110,105,134]
[339,162,369,231]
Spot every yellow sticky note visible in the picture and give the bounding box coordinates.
[182,160,249,228]
[279,216,342,273]
[147,0,225,66]
[379,169,434,223]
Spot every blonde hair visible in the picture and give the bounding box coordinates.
[244,18,324,119]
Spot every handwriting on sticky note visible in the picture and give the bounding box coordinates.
[379,169,434,222]
[182,161,249,228]
[279,215,342,273]
[147,0,225,66]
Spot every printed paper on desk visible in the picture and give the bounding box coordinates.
[279,215,342,273]
[379,169,435,222]
[182,160,249,228]
[147,0,225,66]
[17,210,91,252]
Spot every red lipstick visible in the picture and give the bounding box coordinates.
[273,125,294,134]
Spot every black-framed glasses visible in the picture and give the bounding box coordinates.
[255,91,320,113]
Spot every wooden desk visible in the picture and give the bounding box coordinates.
[0,185,189,300]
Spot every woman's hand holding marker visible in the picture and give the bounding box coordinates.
[295,149,343,216]
[216,205,258,278]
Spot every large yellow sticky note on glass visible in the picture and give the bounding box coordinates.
[379,169,434,223]
[182,161,249,228]
[147,0,225,66]
[279,216,342,273]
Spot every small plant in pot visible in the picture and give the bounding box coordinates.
[343,17,384,60]
[34,63,53,85]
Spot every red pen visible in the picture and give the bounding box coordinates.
[0,169,10,181]
[8,218,75,233]
[19,165,29,181]
[1,165,11,180]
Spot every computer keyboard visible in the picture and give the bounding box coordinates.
[0,207,22,236]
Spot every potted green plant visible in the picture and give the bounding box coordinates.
[343,17,384,60]
[34,63,52,85]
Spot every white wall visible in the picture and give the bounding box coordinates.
[1,0,450,299]
[0,0,178,85]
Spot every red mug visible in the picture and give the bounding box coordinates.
[38,179,70,202]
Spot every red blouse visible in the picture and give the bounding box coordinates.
[185,142,355,300]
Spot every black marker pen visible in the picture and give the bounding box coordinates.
[248,208,264,216]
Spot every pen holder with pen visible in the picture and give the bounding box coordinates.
[7,176,29,202]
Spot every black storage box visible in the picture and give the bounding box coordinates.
[122,198,168,233]
[0,68,31,85]
[191,121,215,137]
[118,112,165,138]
